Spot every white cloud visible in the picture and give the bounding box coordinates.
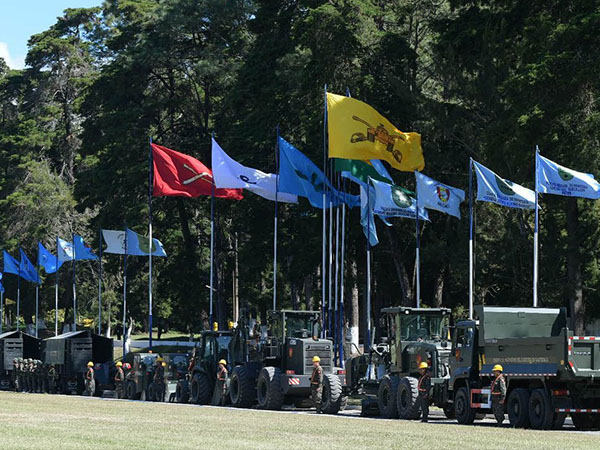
[0,42,26,70]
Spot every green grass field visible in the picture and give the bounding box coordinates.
[0,392,597,450]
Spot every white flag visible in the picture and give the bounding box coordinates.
[369,178,429,221]
[102,230,126,254]
[415,172,465,219]
[473,161,535,209]
[212,138,297,203]
[536,153,600,199]
[57,238,74,262]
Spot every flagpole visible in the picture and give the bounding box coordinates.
[98,228,103,335]
[148,137,154,349]
[339,181,346,368]
[468,158,474,320]
[36,245,40,338]
[17,249,21,332]
[273,127,280,311]
[334,183,340,362]
[415,194,421,308]
[209,162,215,328]
[321,84,328,336]
[55,237,59,335]
[0,290,3,334]
[533,145,540,308]
[366,183,372,352]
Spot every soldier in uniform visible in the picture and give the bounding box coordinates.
[35,360,44,393]
[47,364,58,394]
[12,359,19,392]
[153,358,166,402]
[213,359,228,406]
[491,364,507,424]
[114,361,125,399]
[18,359,27,393]
[417,361,432,422]
[310,355,323,413]
[27,359,35,393]
[85,361,96,396]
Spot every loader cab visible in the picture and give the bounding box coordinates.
[450,320,478,385]
[195,331,232,376]
[264,310,320,361]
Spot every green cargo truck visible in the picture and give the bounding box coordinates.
[447,306,600,430]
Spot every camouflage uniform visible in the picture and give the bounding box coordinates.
[491,374,507,424]
[212,365,228,406]
[85,366,96,396]
[47,365,58,394]
[153,362,165,402]
[35,361,44,393]
[27,359,35,393]
[310,363,324,413]
[114,366,125,399]
[418,370,432,422]
[18,359,27,392]
[11,359,19,391]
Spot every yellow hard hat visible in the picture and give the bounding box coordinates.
[312,356,320,363]
[219,359,227,365]
[419,362,429,369]
[493,364,503,372]
[87,361,94,367]
[213,322,219,331]
[116,361,123,367]
[228,321,234,330]
[162,362,167,367]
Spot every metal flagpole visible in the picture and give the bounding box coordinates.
[17,250,21,331]
[328,195,333,338]
[0,290,3,334]
[122,230,128,357]
[468,158,474,320]
[533,146,540,307]
[322,85,328,336]
[339,184,346,368]
[366,183,372,352]
[98,229,103,335]
[72,234,77,331]
[415,195,421,308]
[273,127,280,311]
[209,164,215,327]
[334,183,340,363]
[149,137,154,349]
[36,246,40,338]
[55,237,59,335]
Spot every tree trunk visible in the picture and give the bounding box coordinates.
[384,227,412,304]
[433,266,446,308]
[566,198,585,334]
[303,274,313,311]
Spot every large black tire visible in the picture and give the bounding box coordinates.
[190,372,211,405]
[397,377,420,420]
[528,389,554,430]
[256,367,283,410]
[230,366,255,408]
[571,413,600,430]
[176,380,190,404]
[455,387,476,425]
[321,374,344,415]
[147,383,157,402]
[443,403,456,419]
[126,380,139,400]
[508,388,531,428]
[377,375,400,419]
[339,394,348,412]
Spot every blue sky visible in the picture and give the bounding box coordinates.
[0,0,101,69]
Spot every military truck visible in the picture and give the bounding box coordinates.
[344,307,452,419]
[445,306,600,430]
[176,330,233,404]
[43,330,113,395]
[0,331,42,390]
[227,310,347,413]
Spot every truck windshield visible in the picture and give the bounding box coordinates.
[398,314,447,341]
[216,336,231,351]
[285,315,314,338]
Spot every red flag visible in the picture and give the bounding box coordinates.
[152,143,243,199]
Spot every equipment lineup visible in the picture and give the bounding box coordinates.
[1,305,599,431]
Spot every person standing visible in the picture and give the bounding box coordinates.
[153,358,166,402]
[47,364,58,394]
[310,356,323,413]
[27,359,35,393]
[85,361,96,396]
[11,359,19,392]
[417,362,431,422]
[491,364,507,424]
[213,359,228,406]
[114,361,125,399]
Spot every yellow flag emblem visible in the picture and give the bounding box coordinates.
[327,93,424,171]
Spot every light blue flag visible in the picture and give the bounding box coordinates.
[73,234,98,260]
[360,185,379,246]
[38,242,62,274]
[126,229,167,257]
[369,178,430,221]
[278,137,359,209]
[536,153,600,199]
[3,250,20,275]
[415,171,465,219]
[19,249,40,284]
[473,161,535,209]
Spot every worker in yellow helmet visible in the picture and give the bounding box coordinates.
[153,357,166,402]
[85,362,95,397]
[417,361,431,422]
[491,364,506,424]
[114,361,125,399]
[212,359,228,406]
[310,355,323,414]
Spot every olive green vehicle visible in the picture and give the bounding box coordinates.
[124,352,188,402]
[227,310,347,413]
[344,307,453,419]
[175,330,232,404]
[447,306,600,430]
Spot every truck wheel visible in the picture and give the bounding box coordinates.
[528,389,553,429]
[339,394,348,412]
[507,388,531,428]
[147,383,157,402]
[256,367,283,410]
[377,375,400,419]
[126,381,139,400]
[190,372,211,405]
[443,403,456,419]
[230,366,255,408]
[571,413,600,430]
[321,374,344,415]
[176,380,190,404]
[455,387,476,425]
[397,377,420,420]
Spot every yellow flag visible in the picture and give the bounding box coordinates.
[327,93,424,171]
